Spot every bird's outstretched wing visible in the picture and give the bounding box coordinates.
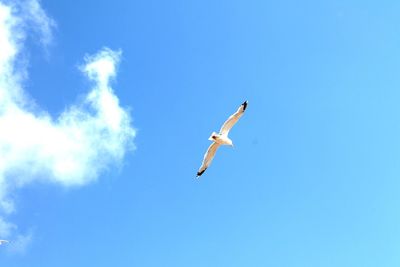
[219,101,248,135]
[197,142,221,177]
[0,240,9,245]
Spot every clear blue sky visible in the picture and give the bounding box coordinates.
[3,0,400,266]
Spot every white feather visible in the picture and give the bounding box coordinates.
[219,102,247,135]
[197,142,220,177]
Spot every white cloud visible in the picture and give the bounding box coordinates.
[6,231,33,254]
[23,0,56,46]
[0,217,32,254]
[0,217,16,237]
[0,0,136,244]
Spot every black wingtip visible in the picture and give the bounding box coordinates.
[242,101,248,111]
[196,169,206,177]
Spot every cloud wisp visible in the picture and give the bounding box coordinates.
[0,0,135,252]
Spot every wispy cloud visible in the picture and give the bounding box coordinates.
[22,0,56,46]
[0,219,33,255]
[0,0,136,247]
[0,217,15,237]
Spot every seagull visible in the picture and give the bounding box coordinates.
[0,240,9,245]
[196,101,248,177]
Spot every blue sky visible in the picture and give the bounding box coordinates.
[2,0,400,266]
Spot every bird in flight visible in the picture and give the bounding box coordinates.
[0,240,9,245]
[197,101,248,177]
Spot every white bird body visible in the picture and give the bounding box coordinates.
[197,101,248,177]
[0,240,9,245]
[208,132,233,146]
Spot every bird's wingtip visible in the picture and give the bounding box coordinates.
[242,100,248,111]
[196,169,206,177]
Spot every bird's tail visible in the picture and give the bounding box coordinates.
[208,132,218,141]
